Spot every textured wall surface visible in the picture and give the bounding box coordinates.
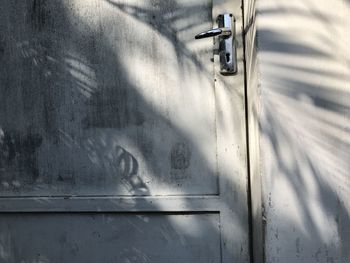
[246,0,350,262]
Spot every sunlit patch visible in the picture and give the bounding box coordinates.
[0,127,3,143]
[64,54,98,98]
[136,215,150,223]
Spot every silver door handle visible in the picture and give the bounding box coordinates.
[195,14,237,75]
[195,27,231,39]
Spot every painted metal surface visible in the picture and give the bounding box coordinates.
[0,0,249,262]
[0,213,221,263]
[0,0,217,196]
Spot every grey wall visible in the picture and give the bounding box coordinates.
[244,0,350,262]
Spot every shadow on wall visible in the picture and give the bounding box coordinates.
[0,0,246,262]
[256,0,350,262]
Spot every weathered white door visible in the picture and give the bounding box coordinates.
[0,0,249,262]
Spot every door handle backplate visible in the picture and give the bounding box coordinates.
[195,13,237,75]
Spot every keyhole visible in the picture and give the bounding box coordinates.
[226,53,231,62]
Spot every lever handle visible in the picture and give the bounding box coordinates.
[195,27,231,39]
[194,14,237,75]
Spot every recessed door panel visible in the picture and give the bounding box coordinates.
[0,0,218,196]
[0,213,220,263]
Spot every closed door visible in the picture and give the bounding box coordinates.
[0,0,249,262]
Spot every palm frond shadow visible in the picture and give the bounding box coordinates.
[257,1,350,260]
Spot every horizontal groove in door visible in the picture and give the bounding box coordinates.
[0,195,230,212]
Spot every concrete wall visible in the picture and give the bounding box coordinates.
[244,0,350,262]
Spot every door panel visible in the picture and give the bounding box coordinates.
[0,0,249,262]
[0,0,217,197]
[0,213,220,263]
